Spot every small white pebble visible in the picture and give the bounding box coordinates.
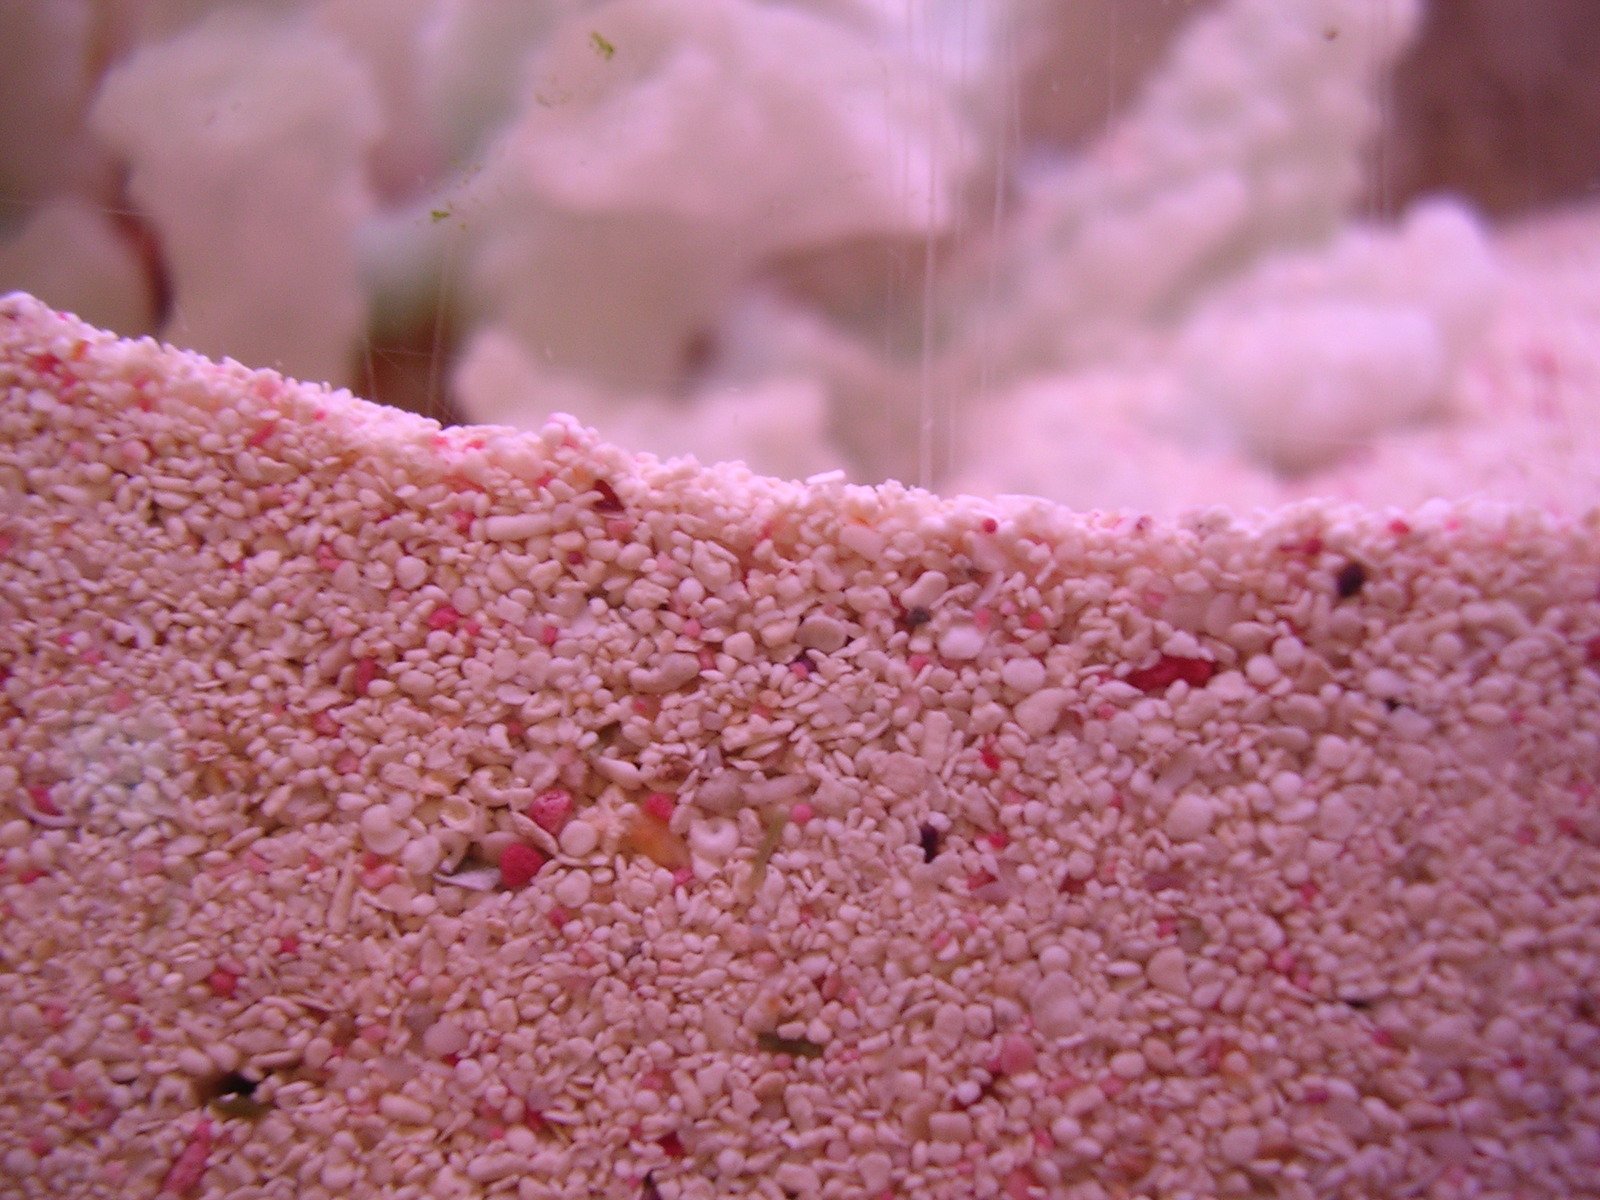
[465,1152,520,1184]
[484,513,541,541]
[931,1003,965,1048]
[999,657,1047,694]
[423,1018,467,1058]
[1317,792,1360,841]
[1191,981,1225,1010]
[839,524,884,559]
[963,1004,994,1038]
[1314,734,1353,771]
[394,555,428,589]
[901,570,948,609]
[938,623,985,660]
[1109,1050,1146,1079]
[688,817,740,863]
[401,834,442,876]
[379,1093,434,1125]
[775,1163,820,1193]
[797,613,848,653]
[1269,771,1302,803]
[321,1162,356,1191]
[1032,971,1081,1039]
[559,819,598,858]
[1244,654,1280,686]
[1420,1013,1477,1059]
[360,806,407,856]
[1146,946,1189,995]
[1015,688,1069,737]
[1164,793,1214,842]
[1271,635,1306,672]
[859,1151,892,1191]
[1364,667,1406,699]
[632,652,700,694]
[594,757,641,787]
[757,617,797,649]
[1218,1124,1260,1164]
[620,876,657,908]
[397,669,434,698]
[504,1126,539,1156]
[1050,1115,1083,1145]
[928,1111,972,1142]
[303,1037,335,1070]
[553,871,591,909]
[1389,707,1432,739]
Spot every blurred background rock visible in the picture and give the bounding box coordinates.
[2,0,1596,508]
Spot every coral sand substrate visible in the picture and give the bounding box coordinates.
[2,294,1600,1198]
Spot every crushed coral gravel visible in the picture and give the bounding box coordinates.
[2,294,1599,1199]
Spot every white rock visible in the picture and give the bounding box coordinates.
[1315,735,1353,771]
[594,757,641,786]
[1164,793,1214,842]
[775,1163,820,1194]
[839,525,884,560]
[401,834,442,877]
[1218,1124,1260,1164]
[797,613,848,653]
[859,1152,892,1192]
[483,513,542,541]
[465,1152,520,1184]
[397,669,434,698]
[90,14,379,388]
[938,623,985,660]
[559,819,598,858]
[1109,1049,1146,1079]
[1317,792,1360,841]
[901,571,949,609]
[1000,657,1048,694]
[1364,667,1406,699]
[1146,946,1189,995]
[757,617,798,649]
[394,555,428,590]
[688,817,740,863]
[422,1018,467,1058]
[176,1047,215,1076]
[1050,1115,1083,1146]
[360,806,407,856]
[1031,971,1082,1039]
[1419,1013,1477,1059]
[928,1111,972,1142]
[931,1002,965,1049]
[631,653,700,694]
[552,871,591,909]
[1014,688,1069,737]
[379,1093,434,1125]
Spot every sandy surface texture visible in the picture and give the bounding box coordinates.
[2,293,1599,1199]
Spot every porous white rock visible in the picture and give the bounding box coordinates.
[89,10,379,388]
